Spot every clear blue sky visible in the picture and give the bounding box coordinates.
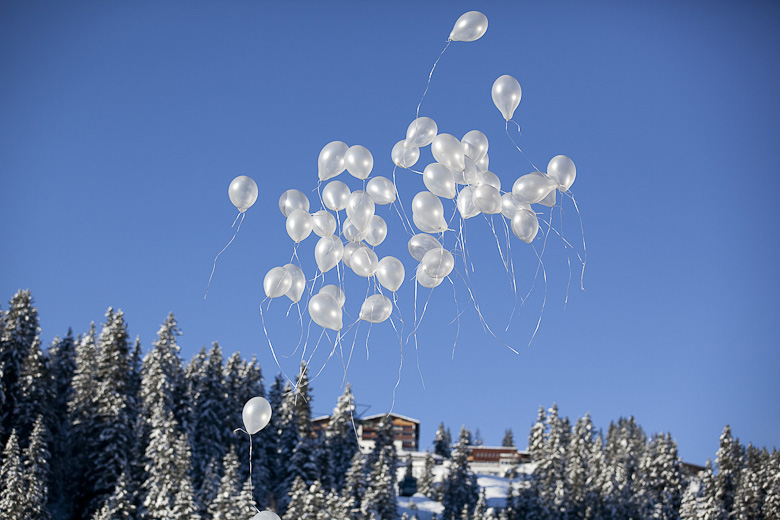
[2,1,779,466]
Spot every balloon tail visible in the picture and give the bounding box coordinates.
[204,211,245,299]
[528,242,548,348]
[391,165,415,236]
[502,214,521,330]
[447,276,462,360]
[565,190,587,291]
[388,313,404,416]
[259,302,296,387]
[415,39,452,122]
[505,120,541,172]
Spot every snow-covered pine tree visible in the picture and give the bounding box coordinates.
[209,446,246,520]
[16,337,51,445]
[434,422,452,458]
[526,406,548,520]
[47,330,77,510]
[283,476,308,520]
[88,308,136,515]
[367,417,398,472]
[763,449,780,518]
[441,426,479,520]
[303,480,328,520]
[325,383,360,491]
[326,486,347,520]
[568,413,597,519]
[600,416,646,520]
[733,443,767,520]
[502,429,515,448]
[473,487,488,520]
[539,405,571,518]
[237,477,258,517]
[0,290,40,447]
[22,415,51,520]
[713,425,743,520]
[342,451,367,520]
[265,373,285,509]
[362,446,399,520]
[418,451,437,499]
[92,469,136,520]
[636,432,683,520]
[0,430,26,519]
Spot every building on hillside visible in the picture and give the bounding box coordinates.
[467,446,531,476]
[312,412,421,452]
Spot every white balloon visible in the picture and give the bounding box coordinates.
[431,133,465,172]
[286,209,313,243]
[501,192,532,220]
[242,396,271,435]
[345,190,375,232]
[308,293,342,331]
[512,172,558,204]
[492,75,522,121]
[538,188,556,207]
[322,180,351,211]
[350,247,378,277]
[376,256,405,292]
[318,141,348,181]
[464,156,484,186]
[412,191,447,234]
[314,236,344,273]
[278,189,310,217]
[342,242,363,269]
[461,130,489,162]
[228,175,258,213]
[252,512,281,520]
[408,233,441,262]
[421,247,455,279]
[283,264,306,303]
[423,163,457,199]
[320,284,346,307]
[264,266,292,299]
[472,184,502,214]
[547,155,576,192]
[366,176,396,205]
[311,210,337,237]
[406,116,438,147]
[449,11,488,42]
[479,171,501,190]
[391,140,420,168]
[341,218,367,243]
[456,186,480,219]
[476,152,489,172]
[365,215,388,247]
[416,263,444,289]
[344,145,373,180]
[511,208,539,243]
[359,294,393,324]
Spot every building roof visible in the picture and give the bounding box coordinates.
[360,412,420,424]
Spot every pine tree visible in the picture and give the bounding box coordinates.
[264,372,286,508]
[93,469,136,520]
[367,417,398,472]
[0,430,26,519]
[363,447,399,520]
[325,383,360,491]
[47,330,77,508]
[763,450,780,519]
[284,476,308,520]
[733,444,766,520]
[636,432,683,520]
[713,425,743,520]
[473,487,488,520]
[237,477,258,518]
[209,446,246,520]
[418,451,437,499]
[16,336,51,444]
[22,415,51,520]
[342,452,367,520]
[441,426,479,520]
[568,413,601,520]
[600,416,646,520]
[434,422,452,458]
[526,406,548,520]
[502,429,515,448]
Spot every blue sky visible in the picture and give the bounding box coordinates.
[2,1,779,466]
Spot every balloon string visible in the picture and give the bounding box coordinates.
[565,190,587,291]
[501,214,521,331]
[447,276,463,360]
[258,302,295,388]
[387,308,405,415]
[204,211,245,299]
[391,165,415,236]
[415,39,452,122]
[524,207,553,347]
[232,428,260,514]
[505,120,540,173]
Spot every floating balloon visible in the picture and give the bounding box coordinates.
[476,152,489,172]
[360,294,393,324]
[511,208,539,244]
[473,184,502,214]
[492,75,522,121]
[312,210,337,237]
[391,140,420,168]
[320,284,346,307]
[309,293,343,331]
[345,190,375,232]
[431,133,466,172]
[449,11,488,42]
[412,191,447,233]
[286,209,313,243]
[547,155,576,192]
[318,141,349,181]
[279,189,310,217]
[538,188,556,208]
[479,171,501,190]
[365,215,388,247]
[228,176,258,213]
[461,130,488,162]
[315,236,344,273]
[342,242,363,269]
[322,180,351,212]
[408,233,441,262]
[416,263,444,289]
[463,156,484,186]
[366,176,396,205]
[264,266,292,299]
[512,172,558,204]
[421,247,455,279]
[344,145,373,180]
[377,256,405,292]
[342,218,368,243]
[283,264,306,303]
[406,117,438,147]
[242,396,272,435]
[350,246,379,277]
[423,163,457,199]
[252,512,281,520]
[501,192,532,219]
[456,186,480,219]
